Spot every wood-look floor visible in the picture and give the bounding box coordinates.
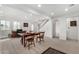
[0,37,79,54]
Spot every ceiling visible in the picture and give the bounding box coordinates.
[0,4,79,20]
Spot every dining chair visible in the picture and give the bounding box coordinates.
[25,36,35,49]
[36,32,45,42]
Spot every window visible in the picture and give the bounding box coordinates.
[13,21,21,30]
[0,20,10,30]
[5,21,10,30]
[0,20,5,30]
[0,20,21,31]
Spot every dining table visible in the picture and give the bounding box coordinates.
[19,32,40,47]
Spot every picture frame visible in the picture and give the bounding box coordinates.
[23,23,28,27]
[70,21,77,27]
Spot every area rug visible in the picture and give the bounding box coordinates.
[42,47,66,54]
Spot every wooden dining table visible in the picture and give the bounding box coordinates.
[19,32,40,47]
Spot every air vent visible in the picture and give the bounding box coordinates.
[69,4,75,7]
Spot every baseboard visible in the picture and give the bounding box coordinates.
[0,37,8,39]
[67,38,78,41]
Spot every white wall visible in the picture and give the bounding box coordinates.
[66,17,78,40]
[55,20,60,37]
[56,18,67,40]
[77,17,79,40]
[55,17,79,40]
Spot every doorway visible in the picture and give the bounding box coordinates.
[53,20,59,39]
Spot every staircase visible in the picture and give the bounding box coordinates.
[38,19,49,30]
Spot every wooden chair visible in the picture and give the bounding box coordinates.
[20,33,35,47]
[36,32,45,42]
[25,36,35,49]
[35,32,40,42]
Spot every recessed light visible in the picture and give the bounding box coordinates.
[51,12,54,15]
[25,16,27,18]
[65,8,68,11]
[37,4,42,7]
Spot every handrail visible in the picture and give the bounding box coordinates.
[38,19,49,30]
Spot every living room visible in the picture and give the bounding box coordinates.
[1,0,79,59]
[1,3,79,54]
